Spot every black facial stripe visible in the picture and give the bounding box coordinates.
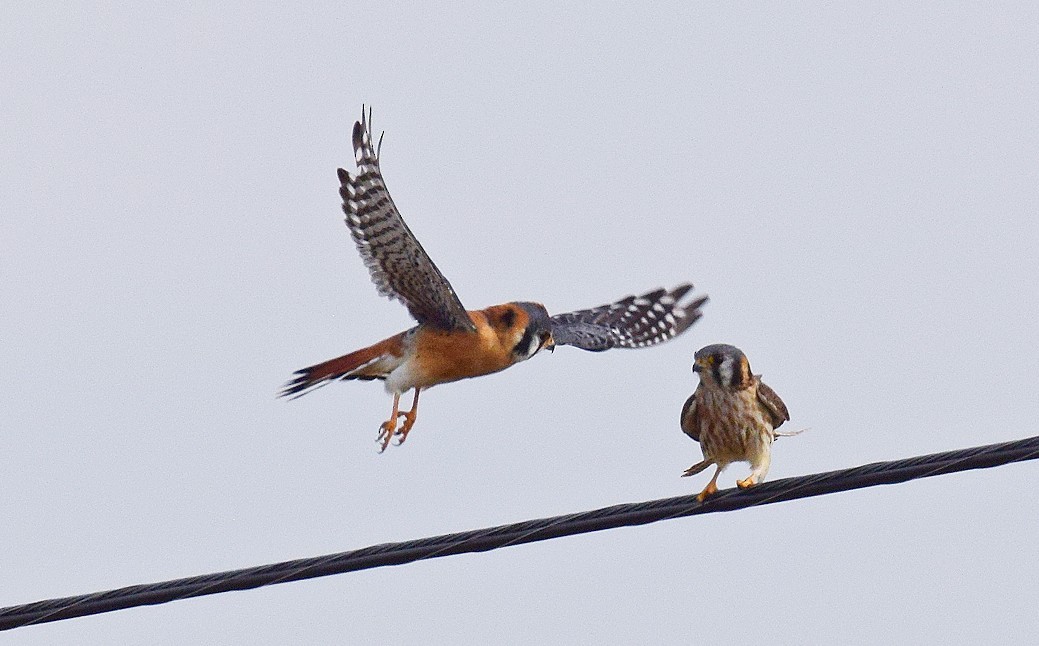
[513,325,536,357]
[712,359,723,386]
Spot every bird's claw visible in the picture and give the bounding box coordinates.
[376,410,417,451]
[393,411,417,446]
[376,420,396,453]
[695,481,718,503]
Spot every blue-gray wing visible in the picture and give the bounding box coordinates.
[338,107,475,332]
[550,285,707,351]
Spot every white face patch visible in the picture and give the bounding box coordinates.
[526,333,542,359]
[717,355,734,387]
[510,326,545,363]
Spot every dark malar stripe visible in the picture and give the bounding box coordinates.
[512,325,536,358]
[713,363,724,387]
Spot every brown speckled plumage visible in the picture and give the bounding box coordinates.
[680,344,790,501]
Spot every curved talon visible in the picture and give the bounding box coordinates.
[377,420,397,453]
[375,392,403,453]
[392,389,421,447]
[395,410,418,445]
[737,477,756,489]
[373,390,420,451]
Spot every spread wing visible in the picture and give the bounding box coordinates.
[756,379,790,430]
[338,107,475,332]
[549,284,707,351]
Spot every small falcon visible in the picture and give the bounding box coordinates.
[680,344,791,501]
[283,107,708,451]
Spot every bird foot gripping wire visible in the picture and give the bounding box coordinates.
[736,477,757,489]
[695,480,719,503]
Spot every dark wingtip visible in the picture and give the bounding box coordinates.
[675,293,709,333]
[669,283,694,300]
[337,167,350,184]
[352,119,364,151]
[670,282,707,317]
[683,293,709,314]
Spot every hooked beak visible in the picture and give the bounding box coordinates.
[691,361,702,373]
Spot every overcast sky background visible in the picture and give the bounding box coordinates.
[2,3,1038,644]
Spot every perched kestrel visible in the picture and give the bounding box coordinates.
[680,344,791,501]
[283,107,708,451]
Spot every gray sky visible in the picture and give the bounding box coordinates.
[3,2,1038,644]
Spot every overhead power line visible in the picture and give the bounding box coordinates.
[2,434,1038,631]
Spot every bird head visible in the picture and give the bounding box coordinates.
[509,302,555,360]
[485,302,555,362]
[692,343,753,389]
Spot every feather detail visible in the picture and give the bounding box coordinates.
[681,459,713,477]
[280,334,404,398]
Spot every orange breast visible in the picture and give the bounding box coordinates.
[410,312,516,388]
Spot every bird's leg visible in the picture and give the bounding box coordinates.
[377,392,402,453]
[392,388,421,446]
[738,451,772,489]
[696,465,723,502]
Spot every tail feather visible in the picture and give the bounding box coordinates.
[681,460,712,478]
[280,338,400,399]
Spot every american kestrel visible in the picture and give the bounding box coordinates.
[680,344,791,501]
[283,108,708,451]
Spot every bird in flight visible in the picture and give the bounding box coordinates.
[283,107,707,451]
[680,344,794,501]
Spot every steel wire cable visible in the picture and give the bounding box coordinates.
[2,434,1038,631]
